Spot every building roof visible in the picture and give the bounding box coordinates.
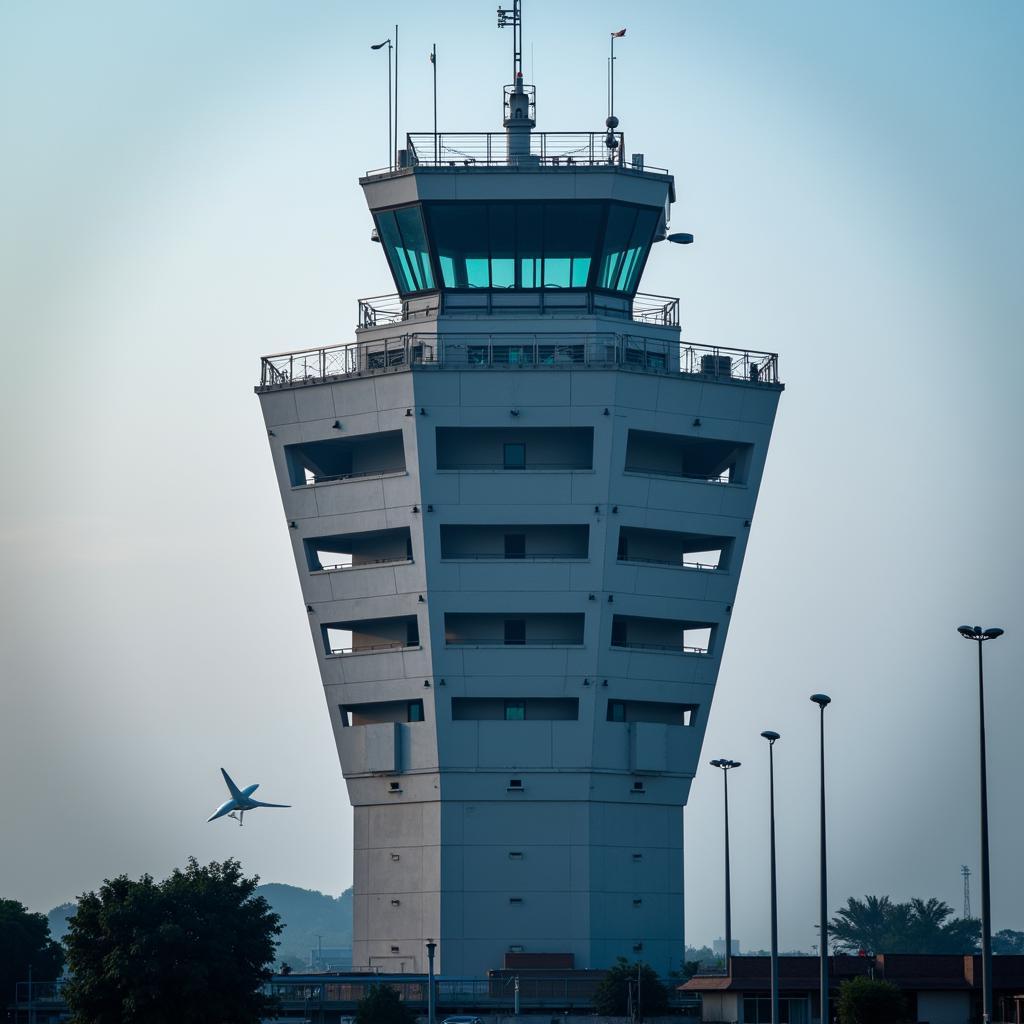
[680,955,1024,995]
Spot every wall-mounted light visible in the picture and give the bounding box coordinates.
[391,899,401,906]
[594,505,600,513]
[418,595,425,602]
[332,420,342,430]
[602,679,608,687]
[588,594,596,601]
[405,408,413,416]
[726,604,732,613]
[612,506,618,513]
[411,506,420,513]
[289,521,297,529]
[420,408,426,416]
[510,408,520,417]
[423,680,431,688]
[603,408,610,416]
[439,678,446,686]
[583,678,590,686]
[306,605,314,613]
[744,519,751,528]
[267,429,276,437]
[426,504,433,512]
[692,417,702,427]
[608,594,614,603]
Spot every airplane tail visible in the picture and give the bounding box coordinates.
[220,767,243,800]
[252,800,291,809]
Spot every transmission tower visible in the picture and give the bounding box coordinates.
[961,865,972,919]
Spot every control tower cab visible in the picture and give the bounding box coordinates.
[256,44,782,978]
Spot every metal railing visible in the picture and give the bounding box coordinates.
[619,554,722,570]
[356,290,679,328]
[327,641,418,656]
[400,131,635,170]
[315,556,412,572]
[297,467,405,487]
[612,640,710,654]
[259,334,780,388]
[436,461,591,471]
[446,637,584,647]
[624,465,733,485]
[442,552,587,560]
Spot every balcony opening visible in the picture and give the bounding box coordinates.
[452,698,580,721]
[624,429,752,485]
[606,699,696,726]
[437,427,593,472]
[323,615,419,656]
[440,524,589,561]
[285,430,406,487]
[616,526,730,570]
[610,614,714,655]
[445,612,585,648]
[305,527,413,572]
[340,699,425,726]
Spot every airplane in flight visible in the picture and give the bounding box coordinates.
[207,768,290,826]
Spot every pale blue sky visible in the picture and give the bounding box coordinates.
[1,1,1022,955]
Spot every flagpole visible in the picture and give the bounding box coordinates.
[388,42,393,169]
[432,44,438,163]
[394,23,399,165]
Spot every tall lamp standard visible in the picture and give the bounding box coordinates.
[957,624,1004,1024]
[710,758,741,972]
[761,730,781,1024]
[370,36,394,170]
[810,694,832,1024]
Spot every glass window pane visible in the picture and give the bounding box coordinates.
[490,205,516,288]
[427,204,490,288]
[394,206,435,291]
[377,210,415,293]
[619,208,658,292]
[505,700,525,721]
[598,205,638,291]
[518,203,543,288]
[504,443,526,469]
[543,203,602,289]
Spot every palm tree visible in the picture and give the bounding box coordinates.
[830,896,895,954]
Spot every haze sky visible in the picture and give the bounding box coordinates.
[1,0,1021,957]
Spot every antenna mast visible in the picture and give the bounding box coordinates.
[962,865,972,919]
[497,0,523,79]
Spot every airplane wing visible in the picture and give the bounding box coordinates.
[220,768,244,801]
[208,803,235,822]
[251,800,291,808]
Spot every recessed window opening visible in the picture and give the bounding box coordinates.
[286,431,406,487]
[504,620,526,646]
[616,527,729,570]
[306,528,413,572]
[609,700,626,723]
[323,616,419,656]
[509,851,524,860]
[342,699,425,726]
[624,429,750,485]
[606,699,697,727]
[610,614,714,655]
[504,443,526,470]
[504,700,526,721]
[509,778,523,789]
[440,524,589,561]
[684,627,712,653]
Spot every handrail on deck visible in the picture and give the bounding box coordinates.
[258,334,780,388]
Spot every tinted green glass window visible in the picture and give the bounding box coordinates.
[376,207,435,294]
[429,204,489,288]
[517,203,543,288]
[489,205,516,289]
[542,204,602,289]
[599,206,657,293]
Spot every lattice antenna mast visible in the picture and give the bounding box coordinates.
[962,865,972,919]
[497,0,523,80]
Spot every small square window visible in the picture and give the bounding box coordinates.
[407,701,424,723]
[508,778,523,789]
[504,700,526,721]
[504,443,526,470]
[608,700,626,723]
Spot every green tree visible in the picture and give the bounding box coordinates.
[63,857,281,1024]
[994,929,1024,954]
[593,958,669,1018]
[0,899,64,1008]
[353,983,418,1024]
[837,977,907,1024]
[830,895,979,954]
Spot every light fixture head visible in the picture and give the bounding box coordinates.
[728,760,742,769]
[958,625,981,638]
[982,627,1005,640]
[371,39,391,49]
[810,693,831,708]
[667,232,695,245]
[761,730,780,742]
[710,759,723,768]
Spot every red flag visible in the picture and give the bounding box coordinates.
[611,28,626,37]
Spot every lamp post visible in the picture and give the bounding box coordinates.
[761,730,781,1024]
[370,36,393,170]
[957,624,1004,1024]
[426,940,437,1024]
[710,758,741,972]
[810,694,832,1024]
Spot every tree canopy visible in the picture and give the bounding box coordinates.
[837,976,908,1024]
[593,958,669,1018]
[0,899,64,1009]
[353,983,418,1024]
[62,857,281,1024]
[829,895,979,954]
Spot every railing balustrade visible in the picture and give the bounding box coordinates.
[328,641,417,656]
[612,640,710,654]
[259,334,779,388]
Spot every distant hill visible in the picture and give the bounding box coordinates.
[257,883,353,968]
[45,884,353,969]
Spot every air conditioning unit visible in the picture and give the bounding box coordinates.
[700,354,732,377]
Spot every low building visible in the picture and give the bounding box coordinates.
[680,953,1024,1024]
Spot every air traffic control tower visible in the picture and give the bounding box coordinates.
[256,29,782,978]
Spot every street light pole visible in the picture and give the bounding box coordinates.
[426,940,437,1024]
[761,730,781,1024]
[710,758,741,973]
[810,695,832,1024]
[958,624,1004,1024]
